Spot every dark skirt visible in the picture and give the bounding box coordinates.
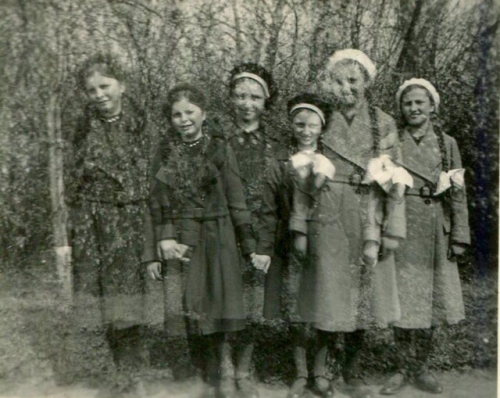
[71,200,147,330]
[162,216,246,336]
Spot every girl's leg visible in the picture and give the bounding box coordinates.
[214,332,236,398]
[234,328,259,398]
[343,329,365,385]
[103,325,148,397]
[380,327,412,395]
[312,330,335,397]
[413,327,442,394]
[287,323,308,398]
[343,330,372,398]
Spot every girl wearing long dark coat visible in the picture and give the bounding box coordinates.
[219,63,290,398]
[311,49,407,398]
[143,84,254,398]
[255,93,336,398]
[68,54,150,393]
[379,79,470,396]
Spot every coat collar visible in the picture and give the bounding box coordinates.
[322,101,374,170]
[399,125,442,184]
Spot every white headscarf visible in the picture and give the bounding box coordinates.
[327,49,377,81]
[396,78,440,111]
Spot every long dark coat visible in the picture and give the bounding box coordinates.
[223,118,292,321]
[291,102,405,332]
[395,126,470,328]
[68,103,150,331]
[144,132,254,335]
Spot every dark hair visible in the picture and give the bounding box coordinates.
[399,84,448,171]
[163,83,207,118]
[77,53,126,91]
[228,63,277,109]
[287,93,331,127]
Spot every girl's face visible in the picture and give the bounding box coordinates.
[292,109,323,150]
[401,87,434,127]
[84,71,125,116]
[231,78,266,124]
[171,98,206,142]
[319,62,368,106]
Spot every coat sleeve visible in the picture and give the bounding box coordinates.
[141,148,163,263]
[364,112,406,242]
[255,159,286,255]
[149,170,177,242]
[448,137,471,245]
[221,143,255,255]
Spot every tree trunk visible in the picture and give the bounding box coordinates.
[47,92,72,305]
[395,0,424,75]
[264,0,286,71]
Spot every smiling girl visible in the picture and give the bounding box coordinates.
[379,79,470,396]
[68,54,150,395]
[143,83,255,398]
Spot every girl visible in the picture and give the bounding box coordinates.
[220,63,287,398]
[379,79,470,395]
[143,84,254,398]
[69,54,150,395]
[253,93,336,398]
[311,49,407,398]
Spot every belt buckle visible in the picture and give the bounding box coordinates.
[419,184,434,204]
[349,172,362,186]
[419,185,432,198]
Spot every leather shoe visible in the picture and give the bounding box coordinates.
[414,372,443,394]
[379,373,406,395]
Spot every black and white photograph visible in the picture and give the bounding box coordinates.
[0,0,497,397]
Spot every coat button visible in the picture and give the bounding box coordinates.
[424,199,431,205]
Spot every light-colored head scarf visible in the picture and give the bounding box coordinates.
[396,78,440,111]
[327,49,377,81]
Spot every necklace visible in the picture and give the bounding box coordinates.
[100,113,121,123]
[182,136,204,148]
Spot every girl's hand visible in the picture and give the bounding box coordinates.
[147,261,162,281]
[158,239,182,260]
[381,236,400,259]
[362,240,379,266]
[293,233,307,256]
[449,243,467,260]
[251,253,271,273]
[177,244,192,263]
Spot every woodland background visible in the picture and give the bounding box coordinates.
[0,0,498,390]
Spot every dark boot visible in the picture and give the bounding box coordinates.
[105,325,148,397]
[343,330,372,398]
[414,372,443,394]
[412,328,442,394]
[379,328,411,395]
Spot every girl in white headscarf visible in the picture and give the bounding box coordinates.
[379,79,470,396]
